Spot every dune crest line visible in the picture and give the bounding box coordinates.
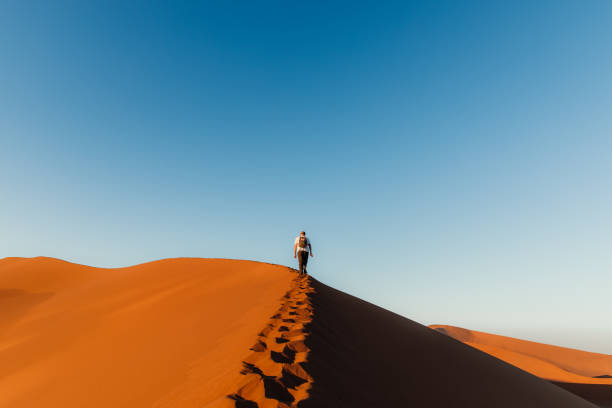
[228,274,313,408]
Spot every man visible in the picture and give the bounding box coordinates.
[293,231,313,275]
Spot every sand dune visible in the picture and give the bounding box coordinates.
[298,278,596,408]
[429,325,612,380]
[430,325,612,406]
[1,257,600,407]
[0,257,294,408]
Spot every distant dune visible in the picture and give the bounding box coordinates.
[0,257,600,407]
[430,325,612,407]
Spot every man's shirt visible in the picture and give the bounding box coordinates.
[294,236,311,253]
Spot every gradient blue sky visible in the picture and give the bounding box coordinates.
[2,1,612,353]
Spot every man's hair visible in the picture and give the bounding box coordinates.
[300,231,306,235]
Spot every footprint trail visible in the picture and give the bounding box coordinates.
[228,274,313,408]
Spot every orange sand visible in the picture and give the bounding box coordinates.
[0,257,293,408]
[227,276,313,408]
[1,257,600,407]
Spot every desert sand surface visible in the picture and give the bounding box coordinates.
[0,257,599,408]
[431,325,612,407]
[0,257,294,408]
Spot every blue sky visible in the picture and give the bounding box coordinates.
[2,1,612,353]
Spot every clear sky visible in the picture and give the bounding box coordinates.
[2,1,611,354]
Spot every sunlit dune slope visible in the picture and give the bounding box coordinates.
[0,257,294,408]
[429,325,612,383]
[298,278,596,408]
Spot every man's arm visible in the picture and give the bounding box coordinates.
[308,243,313,257]
[293,243,298,258]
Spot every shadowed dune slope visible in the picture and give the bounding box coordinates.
[299,278,597,408]
[430,325,612,407]
[553,383,612,408]
[0,257,294,408]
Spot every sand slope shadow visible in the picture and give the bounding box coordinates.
[554,382,612,408]
[297,277,597,408]
[0,288,54,329]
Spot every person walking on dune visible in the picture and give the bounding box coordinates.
[294,231,313,276]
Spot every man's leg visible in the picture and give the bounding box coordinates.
[298,251,304,275]
[301,251,309,274]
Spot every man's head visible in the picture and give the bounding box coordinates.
[300,231,306,236]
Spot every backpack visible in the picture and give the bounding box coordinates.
[298,236,308,250]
